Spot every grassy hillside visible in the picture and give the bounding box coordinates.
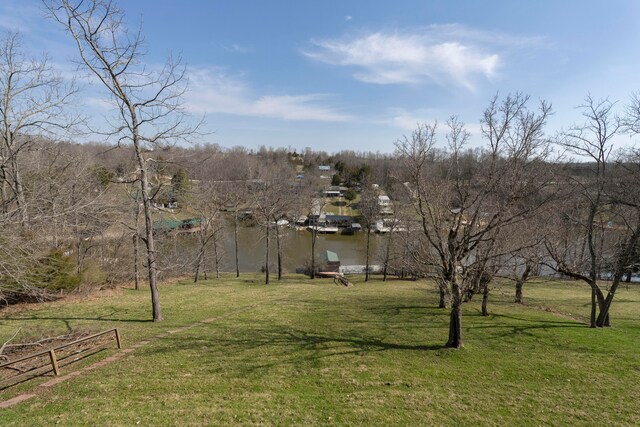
[1,276,639,425]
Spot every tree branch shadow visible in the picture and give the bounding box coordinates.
[142,326,447,375]
[3,307,152,324]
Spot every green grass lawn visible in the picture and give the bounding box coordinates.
[1,275,639,426]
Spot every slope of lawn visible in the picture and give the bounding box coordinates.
[1,275,639,426]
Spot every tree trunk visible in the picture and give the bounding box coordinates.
[594,287,610,327]
[597,226,640,327]
[596,293,613,328]
[382,232,392,282]
[234,210,240,278]
[2,128,27,225]
[514,280,523,304]
[310,226,316,279]
[514,263,531,304]
[74,206,82,274]
[194,234,203,283]
[10,154,28,226]
[481,284,489,316]
[446,280,463,348]
[0,166,8,215]
[275,221,282,280]
[438,284,447,309]
[436,279,447,308]
[365,226,371,282]
[194,222,211,283]
[264,224,270,284]
[203,244,208,280]
[133,190,141,290]
[194,246,204,283]
[133,233,140,290]
[589,284,597,328]
[137,148,162,321]
[212,230,220,279]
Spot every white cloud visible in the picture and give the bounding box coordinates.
[384,109,433,131]
[383,108,483,137]
[0,2,42,33]
[84,96,116,110]
[302,25,537,90]
[344,16,353,21]
[221,43,251,54]
[184,67,352,122]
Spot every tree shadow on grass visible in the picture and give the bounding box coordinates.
[142,326,447,374]
[467,313,587,341]
[368,305,434,315]
[490,313,585,325]
[2,307,152,324]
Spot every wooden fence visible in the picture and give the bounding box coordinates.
[0,328,121,389]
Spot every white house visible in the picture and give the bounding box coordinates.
[377,195,393,214]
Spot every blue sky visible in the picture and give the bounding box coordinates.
[2,1,640,153]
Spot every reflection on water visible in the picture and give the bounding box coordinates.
[157,217,386,274]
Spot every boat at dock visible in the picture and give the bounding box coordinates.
[307,225,339,234]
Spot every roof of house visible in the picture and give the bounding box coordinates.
[325,215,354,221]
[324,250,339,262]
[153,219,182,230]
[182,218,203,226]
[153,218,202,230]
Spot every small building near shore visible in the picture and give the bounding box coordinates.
[378,194,393,214]
[322,250,341,272]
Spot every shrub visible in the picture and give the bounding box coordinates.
[29,249,82,291]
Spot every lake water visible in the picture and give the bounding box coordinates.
[158,218,387,275]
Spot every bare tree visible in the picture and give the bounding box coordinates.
[595,149,640,324]
[0,140,115,303]
[379,197,403,282]
[191,181,220,282]
[0,31,78,225]
[307,197,327,279]
[46,0,200,321]
[504,222,546,304]
[587,94,640,324]
[127,185,142,290]
[253,163,294,284]
[545,96,622,327]
[397,94,553,348]
[358,182,380,282]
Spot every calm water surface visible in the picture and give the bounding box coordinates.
[158,218,388,274]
